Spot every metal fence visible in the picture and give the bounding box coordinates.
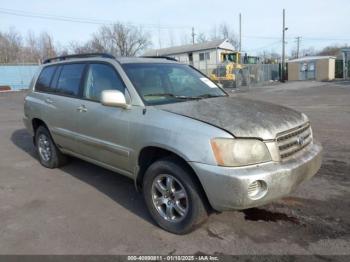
[193,61,280,90]
[0,64,39,91]
[335,60,350,79]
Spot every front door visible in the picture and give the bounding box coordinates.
[75,63,131,173]
[300,62,316,80]
[188,53,193,65]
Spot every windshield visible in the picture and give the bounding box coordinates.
[223,53,237,63]
[122,63,226,105]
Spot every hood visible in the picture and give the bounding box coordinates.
[156,96,307,140]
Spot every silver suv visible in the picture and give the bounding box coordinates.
[23,53,322,234]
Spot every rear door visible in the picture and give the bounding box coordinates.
[38,63,86,153]
[75,62,132,173]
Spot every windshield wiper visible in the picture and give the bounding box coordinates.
[192,94,223,99]
[143,93,200,100]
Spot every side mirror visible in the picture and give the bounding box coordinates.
[101,90,128,109]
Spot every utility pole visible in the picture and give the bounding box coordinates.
[295,36,302,58]
[191,27,195,44]
[281,9,288,82]
[239,13,242,52]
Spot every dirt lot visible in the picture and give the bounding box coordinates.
[0,81,349,255]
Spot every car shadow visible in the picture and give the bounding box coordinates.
[11,128,155,225]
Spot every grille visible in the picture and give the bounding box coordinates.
[277,123,312,160]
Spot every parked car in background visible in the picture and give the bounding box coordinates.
[23,53,322,234]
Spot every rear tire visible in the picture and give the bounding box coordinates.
[35,125,68,168]
[143,157,208,234]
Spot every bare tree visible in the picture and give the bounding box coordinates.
[20,31,42,63]
[180,32,190,45]
[66,23,151,56]
[209,23,239,49]
[300,47,316,57]
[68,41,94,54]
[217,23,239,49]
[87,23,151,56]
[168,29,175,47]
[316,45,349,56]
[38,32,56,59]
[257,50,280,64]
[0,27,22,63]
[196,32,208,43]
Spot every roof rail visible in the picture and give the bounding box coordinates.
[43,53,115,64]
[141,56,178,62]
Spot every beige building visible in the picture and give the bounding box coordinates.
[288,56,336,81]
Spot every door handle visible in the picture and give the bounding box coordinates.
[45,98,54,104]
[77,105,87,112]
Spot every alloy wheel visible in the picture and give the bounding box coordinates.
[151,174,189,222]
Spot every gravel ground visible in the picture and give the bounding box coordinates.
[0,81,349,255]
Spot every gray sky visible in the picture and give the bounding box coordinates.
[1,0,349,55]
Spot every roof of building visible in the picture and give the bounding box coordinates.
[143,39,234,56]
[288,56,336,63]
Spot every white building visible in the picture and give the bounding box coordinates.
[143,39,235,74]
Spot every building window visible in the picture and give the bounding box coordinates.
[199,52,210,61]
[205,52,210,60]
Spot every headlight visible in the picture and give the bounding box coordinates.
[211,138,271,167]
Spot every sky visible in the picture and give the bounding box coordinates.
[0,0,350,55]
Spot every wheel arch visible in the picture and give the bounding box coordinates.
[136,146,213,212]
[32,118,49,145]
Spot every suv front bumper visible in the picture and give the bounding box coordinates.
[190,142,322,211]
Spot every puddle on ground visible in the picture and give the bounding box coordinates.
[242,208,300,224]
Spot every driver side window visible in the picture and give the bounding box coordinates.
[83,63,125,102]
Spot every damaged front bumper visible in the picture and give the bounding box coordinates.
[190,142,322,211]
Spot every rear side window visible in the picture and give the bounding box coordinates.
[56,64,85,97]
[35,66,57,92]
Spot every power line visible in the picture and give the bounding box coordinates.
[243,35,350,42]
[1,7,349,45]
[243,35,281,40]
[0,7,191,30]
[302,37,350,41]
[245,40,282,52]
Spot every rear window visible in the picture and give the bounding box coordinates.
[56,64,85,97]
[35,66,57,92]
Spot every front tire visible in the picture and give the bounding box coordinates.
[35,125,68,168]
[143,157,208,234]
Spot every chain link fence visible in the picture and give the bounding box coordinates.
[194,61,280,90]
